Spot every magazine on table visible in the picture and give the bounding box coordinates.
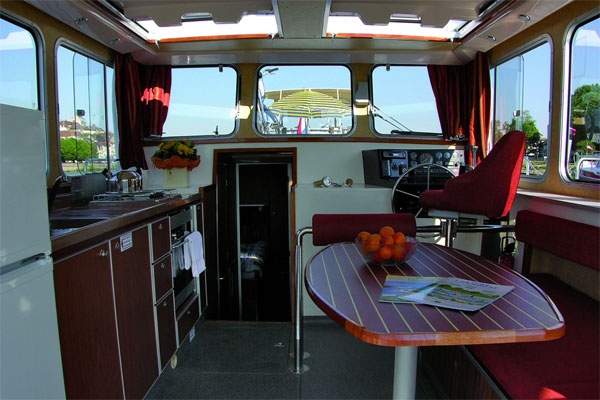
[379,276,514,311]
[378,276,443,303]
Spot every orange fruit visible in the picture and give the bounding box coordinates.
[379,226,395,237]
[371,251,383,263]
[357,231,371,243]
[361,242,368,255]
[369,233,382,242]
[393,232,406,245]
[366,237,381,253]
[379,246,393,260]
[392,245,406,261]
[381,235,394,246]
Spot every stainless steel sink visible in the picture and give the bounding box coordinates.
[49,218,107,237]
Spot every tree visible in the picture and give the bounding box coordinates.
[502,110,543,157]
[571,83,600,118]
[61,137,99,162]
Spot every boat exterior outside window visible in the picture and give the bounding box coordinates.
[371,65,442,137]
[56,43,118,176]
[491,37,552,179]
[255,65,353,136]
[162,66,238,138]
[563,13,600,184]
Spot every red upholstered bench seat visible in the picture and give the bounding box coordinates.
[468,210,599,399]
[470,274,599,399]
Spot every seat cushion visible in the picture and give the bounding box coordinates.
[516,210,600,271]
[469,274,599,400]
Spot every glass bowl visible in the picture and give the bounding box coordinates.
[356,236,418,265]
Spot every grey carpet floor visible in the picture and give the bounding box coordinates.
[147,319,443,399]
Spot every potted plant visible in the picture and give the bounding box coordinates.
[151,140,201,171]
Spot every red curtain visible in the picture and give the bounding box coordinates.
[428,52,491,165]
[115,53,172,170]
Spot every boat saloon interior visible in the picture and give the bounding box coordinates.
[0,0,598,399]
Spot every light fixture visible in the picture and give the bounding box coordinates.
[389,14,422,24]
[517,14,531,22]
[354,82,369,106]
[486,35,496,42]
[110,38,120,45]
[74,17,88,26]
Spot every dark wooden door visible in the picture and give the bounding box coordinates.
[198,185,217,318]
[216,159,239,319]
[110,226,159,399]
[53,242,124,399]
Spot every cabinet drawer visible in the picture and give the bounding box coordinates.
[156,292,176,370]
[177,296,199,346]
[151,217,170,262]
[153,255,173,303]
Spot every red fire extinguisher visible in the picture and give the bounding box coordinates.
[498,236,516,269]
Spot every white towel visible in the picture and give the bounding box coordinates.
[183,231,206,278]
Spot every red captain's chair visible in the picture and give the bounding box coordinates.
[292,213,416,373]
[419,130,526,247]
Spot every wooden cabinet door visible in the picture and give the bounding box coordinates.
[53,243,124,399]
[156,292,177,370]
[111,227,159,399]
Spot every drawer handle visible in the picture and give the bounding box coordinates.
[161,263,165,269]
[114,242,120,250]
[163,301,168,307]
[187,310,191,315]
[159,223,163,230]
[99,249,108,258]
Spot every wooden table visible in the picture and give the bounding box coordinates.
[305,242,565,399]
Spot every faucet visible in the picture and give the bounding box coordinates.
[47,175,66,210]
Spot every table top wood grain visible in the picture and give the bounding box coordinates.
[305,242,565,347]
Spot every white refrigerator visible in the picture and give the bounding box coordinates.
[0,104,65,398]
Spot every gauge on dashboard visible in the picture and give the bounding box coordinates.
[409,152,417,160]
[419,153,433,164]
[435,152,442,159]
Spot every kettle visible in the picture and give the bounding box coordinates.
[102,162,143,193]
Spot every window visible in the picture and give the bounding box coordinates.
[371,65,441,136]
[0,16,39,109]
[162,66,238,137]
[491,39,552,178]
[256,65,353,136]
[564,15,600,184]
[56,44,118,175]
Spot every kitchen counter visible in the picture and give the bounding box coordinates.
[50,193,203,261]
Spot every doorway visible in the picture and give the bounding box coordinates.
[212,150,294,322]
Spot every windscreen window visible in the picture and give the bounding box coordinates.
[491,40,552,178]
[0,17,38,109]
[564,15,600,184]
[256,65,353,136]
[56,45,118,176]
[371,66,442,136]
[162,66,238,137]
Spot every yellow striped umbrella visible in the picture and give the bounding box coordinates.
[269,89,351,118]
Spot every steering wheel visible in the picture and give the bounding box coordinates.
[391,163,456,216]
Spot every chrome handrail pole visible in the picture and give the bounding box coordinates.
[292,227,312,374]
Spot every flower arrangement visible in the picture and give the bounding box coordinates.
[151,140,201,171]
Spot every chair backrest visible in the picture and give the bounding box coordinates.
[312,213,416,246]
[425,130,526,218]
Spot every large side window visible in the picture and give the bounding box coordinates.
[564,15,600,184]
[371,65,442,136]
[256,65,353,136]
[162,66,238,137]
[0,16,39,109]
[56,44,118,176]
[491,39,552,178]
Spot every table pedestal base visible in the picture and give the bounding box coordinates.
[393,346,418,400]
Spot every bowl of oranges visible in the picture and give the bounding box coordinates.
[356,226,417,265]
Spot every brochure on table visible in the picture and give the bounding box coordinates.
[379,276,514,311]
